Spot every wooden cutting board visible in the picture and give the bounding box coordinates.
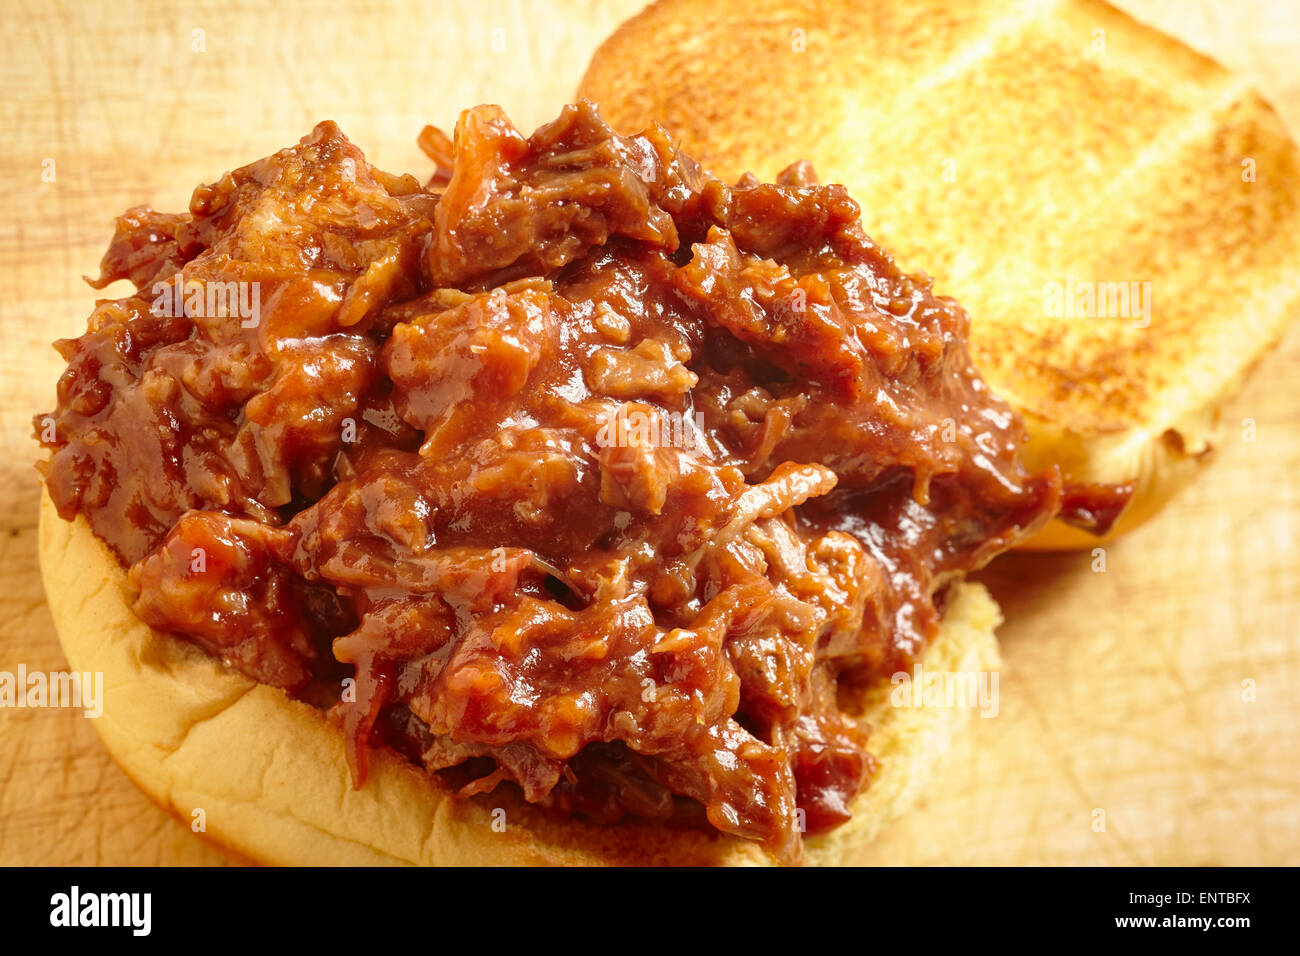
[1,0,1295,865]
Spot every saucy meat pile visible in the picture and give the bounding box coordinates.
[39,102,1111,863]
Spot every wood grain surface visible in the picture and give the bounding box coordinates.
[0,0,1295,865]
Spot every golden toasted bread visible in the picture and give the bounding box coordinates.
[39,487,1001,866]
[579,0,1300,547]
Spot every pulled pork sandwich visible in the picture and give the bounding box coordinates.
[36,102,1123,865]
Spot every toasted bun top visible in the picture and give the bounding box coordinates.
[39,487,1003,865]
[579,0,1300,529]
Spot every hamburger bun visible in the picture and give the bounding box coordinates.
[39,485,1001,866]
[578,0,1300,549]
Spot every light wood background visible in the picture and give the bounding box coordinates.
[0,0,1295,865]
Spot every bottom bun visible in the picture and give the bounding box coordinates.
[38,486,1001,865]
